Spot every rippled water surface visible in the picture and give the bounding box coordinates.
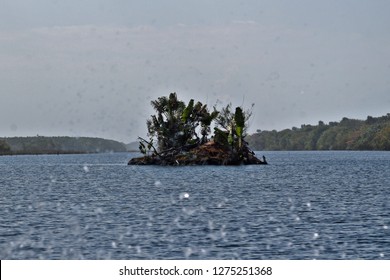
[1,151,389,259]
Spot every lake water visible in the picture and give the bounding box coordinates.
[1,151,389,260]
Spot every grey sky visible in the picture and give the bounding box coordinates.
[1,0,390,142]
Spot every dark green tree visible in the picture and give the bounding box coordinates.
[144,93,218,153]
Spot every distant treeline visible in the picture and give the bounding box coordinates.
[0,136,127,155]
[247,113,390,151]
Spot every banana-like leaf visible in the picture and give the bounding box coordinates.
[234,107,245,137]
[182,99,194,122]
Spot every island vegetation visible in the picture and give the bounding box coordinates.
[247,113,390,151]
[0,136,127,155]
[128,92,266,165]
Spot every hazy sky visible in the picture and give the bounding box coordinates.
[1,0,390,142]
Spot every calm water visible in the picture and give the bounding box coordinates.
[0,151,389,260]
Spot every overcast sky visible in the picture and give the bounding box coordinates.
[1,0,390,142]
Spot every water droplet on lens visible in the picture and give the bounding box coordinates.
[50,175,57,183]
[200,248,208,256]
[184,247,193,258]
[179,192,190,200]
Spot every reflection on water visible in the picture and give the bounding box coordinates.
[0,151,390,259]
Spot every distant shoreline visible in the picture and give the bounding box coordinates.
[247,113,390,151]
[0,136,129,155]
[0,150,94,156]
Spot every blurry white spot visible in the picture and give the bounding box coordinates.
[383,225,388,230]
[380,253,384,258]
[208,220,214,230]
[179,192,190,200]
[306,202,311,208]
[295,216,301,221]
[313,233,319,239]
[50,175,57,183]
[95,207,103,214]
[112,241,117,248]
[217,198,228,208]
[83,165,89,172]
[182,207,196,216]
[220,225,227,239]
[184,247,193,258]
[154,180,162,186]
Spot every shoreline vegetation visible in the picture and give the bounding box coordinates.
[0,136,127,156]
[247,113,390,151]
[128,93,266,165]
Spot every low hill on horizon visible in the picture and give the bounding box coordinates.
[125,141,141,152]
[247,113,390,151]
[0,136,127,155]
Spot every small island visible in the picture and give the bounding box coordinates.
[129,93,267,165]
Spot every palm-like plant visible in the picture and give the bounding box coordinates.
[147,93,186,151]
[145,93,218,153]
[215,103,254,153]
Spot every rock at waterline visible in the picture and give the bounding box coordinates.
[128,141,267,166]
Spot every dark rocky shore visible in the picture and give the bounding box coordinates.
[128,141,267,166]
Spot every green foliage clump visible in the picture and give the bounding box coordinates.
[135,93,260,165]
[145,92,219,152]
